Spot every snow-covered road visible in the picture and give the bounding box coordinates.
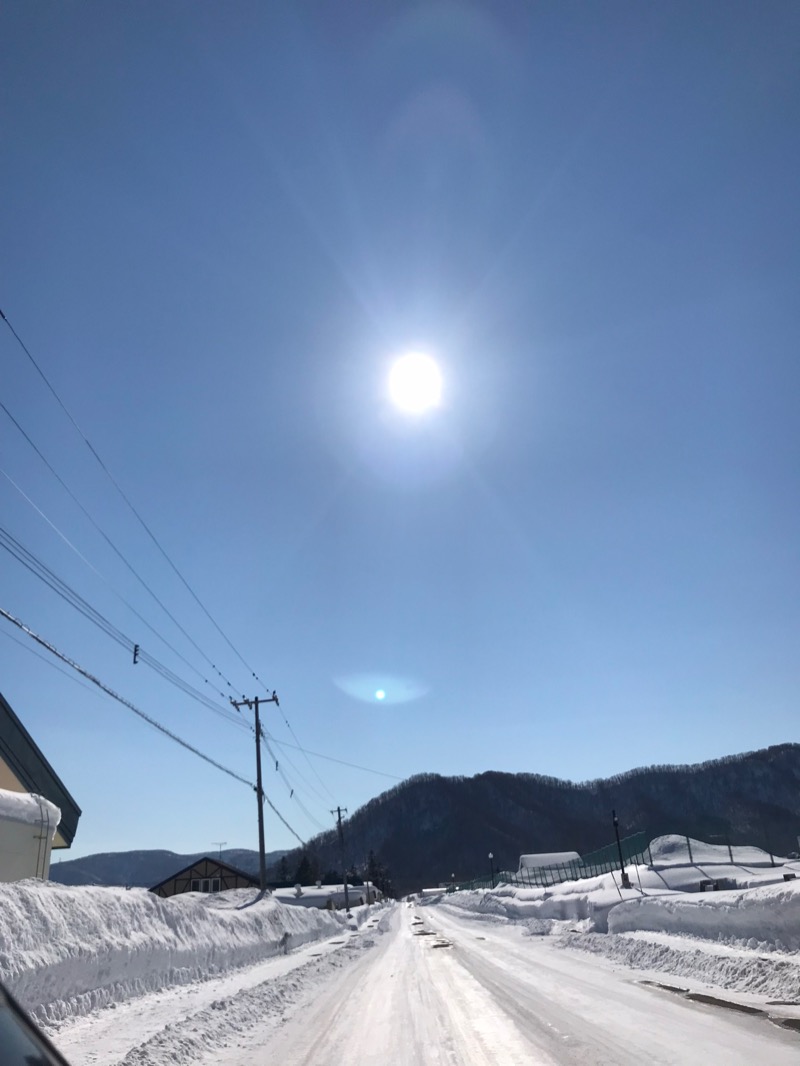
[241,904,799,1066]
[50,903,800,1065]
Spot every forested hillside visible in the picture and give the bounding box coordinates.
[276,744,800,894]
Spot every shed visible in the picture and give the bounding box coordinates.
[149,857,259,898]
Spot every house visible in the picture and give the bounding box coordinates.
[149,856,259,897]
[0,690,82,882]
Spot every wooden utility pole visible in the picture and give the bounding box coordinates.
[332,806,350,915]
[232,692,279,892]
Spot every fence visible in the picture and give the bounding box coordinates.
[457,831,650,892]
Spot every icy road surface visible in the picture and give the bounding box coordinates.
[52,904,799,1065]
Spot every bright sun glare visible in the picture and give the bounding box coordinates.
[388,352,442,414]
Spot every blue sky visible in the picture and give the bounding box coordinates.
[1,2,798,862]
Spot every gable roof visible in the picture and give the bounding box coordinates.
[0,691,82,848]
[149,856,259,892]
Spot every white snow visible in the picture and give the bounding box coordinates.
[272,882,375,909]
[0,787,60,828]
[2,834,799,1064]
[518,850,581,870]
[0,879,368,1027]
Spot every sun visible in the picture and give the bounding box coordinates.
[388,352,442,414]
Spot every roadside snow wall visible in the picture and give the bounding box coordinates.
[0,880,357,1025]
[608,878,800,951]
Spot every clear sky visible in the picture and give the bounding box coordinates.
[1,2,798,862]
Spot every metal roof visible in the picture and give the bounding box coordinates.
[0,691,82,848]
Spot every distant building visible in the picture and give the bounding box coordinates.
[273,881,383,910]
[0,690,82,882]
[149,856,259,897]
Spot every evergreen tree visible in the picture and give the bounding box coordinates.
[293,854,314,885]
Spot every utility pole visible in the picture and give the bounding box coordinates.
[232,692,279,893]
[332,806,351,916]
[212,841,227,862]
[612,809,632,890]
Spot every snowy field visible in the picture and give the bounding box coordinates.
[2,836,799,1064]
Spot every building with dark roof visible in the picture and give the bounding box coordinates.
[149,856,259,897]
[0,691,81,850]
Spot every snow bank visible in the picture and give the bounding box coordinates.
[426,835,800,936]
[649,835,786,869]
[0,880,360,1025]
[427,871,650,932]
[560,930,800,1001]
[608,878,800,951]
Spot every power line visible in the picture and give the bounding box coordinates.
[1,307,272,693]
[0,400,236,696]
[0,605,252,787]
[267,735,402,780]
[1,309,342,822]
[272,700,336,803]
[2,604,310,849]
[0,524,246,730]
[259,734,327,831]
[0,626,99,696]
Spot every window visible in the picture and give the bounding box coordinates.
[212,878,221,892]
[191,879,200,892]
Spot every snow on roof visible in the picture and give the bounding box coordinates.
[0,691,79,846]
[0,787,60,828]
[519,851,581,870]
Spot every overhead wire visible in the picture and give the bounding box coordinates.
[259,732,327,831]
[0,606,253,787]
[267,735,402,780]
[0,399,236,697]
[0,607,310,846]
[0,523,246,730]
[0,507,340,820]
[1,307,273,694]
[0,625,99,696]
[270,699,337,803]
[1,310,382,818]
[1,310,343,810]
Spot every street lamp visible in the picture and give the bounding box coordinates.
[450,872,455,893]
[488,852,495,889]
[612,809,632,889]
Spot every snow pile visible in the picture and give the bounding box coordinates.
[0,788,60,828]
[0,879,362,1026]
[429,835,800,936]
[649,834,786,869]
[561,929,800,1000]
[608,878,800,951]
[427,871,649,932]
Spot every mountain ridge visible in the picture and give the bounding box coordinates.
[277,742,800,894]
[49,744,800,896]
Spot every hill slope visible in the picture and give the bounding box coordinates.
[276,744,800,894]
[50,848,288,888]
